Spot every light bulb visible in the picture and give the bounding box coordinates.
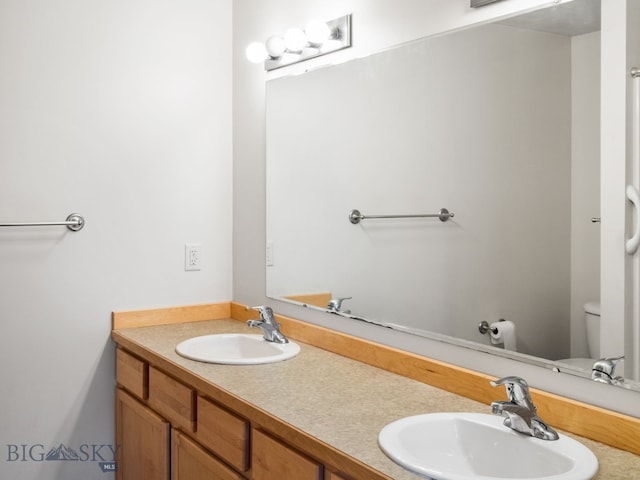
[305,20,331,46]
[283,27,307,53]
[245,42,268,63]
[265,35,286,58]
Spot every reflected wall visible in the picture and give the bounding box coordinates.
[267,22,600,360]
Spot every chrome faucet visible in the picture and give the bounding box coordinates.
[591,356,624,385]
[246,306,289,344]
[327,297,352,314]
[490,376,559,441]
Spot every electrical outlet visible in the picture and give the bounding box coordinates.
[185,243,201,271]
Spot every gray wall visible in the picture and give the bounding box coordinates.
[267,23,574,359]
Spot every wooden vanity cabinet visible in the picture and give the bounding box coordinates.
[116,349,252,480]
[115,346,365,480]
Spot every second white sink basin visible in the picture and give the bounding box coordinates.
[175,334,300,365]
[378,413,598,480]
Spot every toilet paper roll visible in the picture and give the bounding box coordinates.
[489,320,517,351]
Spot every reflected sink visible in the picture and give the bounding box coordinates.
[175,334,300,365]
[378,413,598,480]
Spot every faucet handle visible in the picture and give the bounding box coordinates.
[490,376,536,413]
[490,375,529,389]
[247,305,275,322]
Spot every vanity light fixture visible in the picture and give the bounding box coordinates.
[245,14,352,71]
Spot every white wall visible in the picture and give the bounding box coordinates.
[233,0,640,416]
[0,1,232,478]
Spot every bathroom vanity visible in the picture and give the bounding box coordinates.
[113,319,419,479]
[112,304,640,480]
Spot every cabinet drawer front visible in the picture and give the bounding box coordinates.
[148,366,195,432]
[195,396,250,473]
[116,349,148,400]
[252,429,322,480]
[172,430,244,480]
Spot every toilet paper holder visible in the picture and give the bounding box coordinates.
[478,319,505,335]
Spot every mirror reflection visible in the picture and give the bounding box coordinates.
[266,0,614,384]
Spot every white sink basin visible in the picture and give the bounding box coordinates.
[175,334,300,365]
[378,413,598,480]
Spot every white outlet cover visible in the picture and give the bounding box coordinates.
[185,243,201,271]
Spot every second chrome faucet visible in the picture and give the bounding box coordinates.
[490,376,559,441]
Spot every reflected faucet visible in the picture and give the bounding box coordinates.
[327,297,352,314]
[490,376,558,441]
[246,306,289,344]
[591,356,624,385]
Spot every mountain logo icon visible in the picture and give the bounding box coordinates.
[45,443,80,461]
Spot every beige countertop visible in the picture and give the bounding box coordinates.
[114,318,640,480]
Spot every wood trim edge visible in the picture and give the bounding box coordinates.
[231,302,640,456]
[112,302,231,329]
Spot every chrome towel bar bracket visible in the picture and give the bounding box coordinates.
[0,213,85,232]
[349,208,454,225]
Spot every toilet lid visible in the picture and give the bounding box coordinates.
[584,301,600,316]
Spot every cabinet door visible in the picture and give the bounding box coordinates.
[115,388,170,480]
[252,428,322,480]
[172,430,244,480]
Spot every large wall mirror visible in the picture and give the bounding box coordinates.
[266,0,637,389]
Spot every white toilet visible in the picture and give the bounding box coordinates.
[559,301,600,370]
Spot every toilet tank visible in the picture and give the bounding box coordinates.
[584,301,601,358]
